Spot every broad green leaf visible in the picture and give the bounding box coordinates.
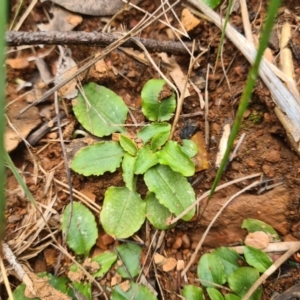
[12,284,39,300]
[150,131,170,151]
[119,135,138,155]
[197,253,226,287]
[244,246,273,272]
[141,79,176,121]
[207,287,224,300]
[71,142,124,176]
[228,267,262,300]
[224,294,241,300]
[92,252,117,278]
[181,139,198,158]
[116,243,142,278]
[111,281,157,300]
[200,0,221,9]
[122,153,137,191]
[71,282,92,300]
[134,145,158,175]
[146,192,173,230]
[100,187,146,238]
[72,82,128,137]
[46,273,69,294]
[137,122,171,143]
[182,285,204,300]
[157,141,195,176]
[62,202,97,256]
[212,247,243,278]
[241,219,280,241]
[144,165,196,221]
[12,273,70,300]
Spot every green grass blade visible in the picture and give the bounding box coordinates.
[209,0,281,198]
[214,0,233,69]
[0,0,7,242]
[4,151,37,207]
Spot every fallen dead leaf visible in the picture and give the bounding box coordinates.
[244,231,270,249]
[181,8,201,32]
[37,6,82,31]
[162,257,177,272]
[190,132,210,172]
[6,57,29,69]
[5,101,41,152]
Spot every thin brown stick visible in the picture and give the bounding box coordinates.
[6,31,195,55]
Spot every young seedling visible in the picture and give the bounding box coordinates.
[70,79,198,238]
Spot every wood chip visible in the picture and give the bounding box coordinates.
[162,257,177,272]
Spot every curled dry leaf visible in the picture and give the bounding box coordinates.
[37,6,82,31]
[181,8,201,32]
[244,231,270,249]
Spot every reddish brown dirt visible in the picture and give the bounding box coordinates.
[3,0,300,299]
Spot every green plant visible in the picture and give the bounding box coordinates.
[209,0,281,198]
[12,241,158,299]
[185,219,278,300]
[0,0,7,243]
[248,111,263,124]
[70,79,198,238]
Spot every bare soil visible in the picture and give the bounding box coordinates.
[3,0,300,299]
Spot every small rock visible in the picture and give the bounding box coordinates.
[262,164,275,178]
[244,231,270,249]
[172,236,182,250]
[265,150,281,163]
[176,260,185,271]
[264,113,271,123]
[154,253,167,266]
[182,234,191,249]
[111,273,122,286]
[246,158,256,168]
[162,257,177,272]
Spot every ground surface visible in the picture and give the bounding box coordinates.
[3,0,300,299]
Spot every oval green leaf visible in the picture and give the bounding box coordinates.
[144,165,196,221]
[197,253,226,287]
[207,287,225,300]
[119,135,138,155]
[100,187,146,238]
[224,294,241,300]
[157,141,195,176]
[150,131,170,151]
[137,122,171,143]
[72,82,128,137]
[212,247,243,279]
[111,281,157,300]
[241,219,280,241]
[201,0,221,9]
[116,243,142,278]
[244,246,272,273]
[146,192,173,230]
[228,267,262,300]
[62,202,97,256]
[141,79,176,121]
[71,282,92,300]
[71,142,124,176]
[92,252,117,278]
[134,145,158,175]
[182,285,204,300]
[122,153,137,191]
[181,139,198,157]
